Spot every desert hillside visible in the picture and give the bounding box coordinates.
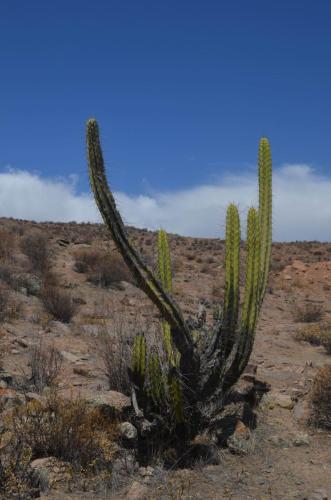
[0,217,330,499]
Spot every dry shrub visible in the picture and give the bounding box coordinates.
[29,340,62,393]
[310,365,331,429]
[99,320,132,395]
[5,394,118,472]
[99,312,160,395]
[269,256,286,273]
[293,302,324,323]
[73,247,132,287]
[0,228,16,261]
[294,323,331,354]
[0,285,21,322]
[40,274,77,323]
[20,230,50,274]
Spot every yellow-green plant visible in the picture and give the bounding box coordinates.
[87,119,272,435]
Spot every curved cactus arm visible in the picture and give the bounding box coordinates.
[86,119,192,356]
[258,137,272,303]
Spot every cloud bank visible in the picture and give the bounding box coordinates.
[0,164,330,241]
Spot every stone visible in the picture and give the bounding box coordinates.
[261,392,294,410]
[112,451,138,476]
[30,457,72,492]
[138,466,154,478]
[85,390,131,417]
[227,420,254,455]
[73,366,91,377]
[15,337,30,348]
[0,388,24,409]
[125,481,148,500]
[308,488,328,500]
[60,351,81,363]
[25,392,45,404]
[242,362,257,382]
[0,371,13,385]
[268,435,290,448]
[120,421,138,444]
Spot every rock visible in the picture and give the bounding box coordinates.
[30,457,72,492]
[73,366,92,377]
[15,337,30,348]
[242,363,257,382]
[81,324,100,337]
[308,488,328,500]
[56,239,70,247]
[25,392,45,404]
[125,481,148,500]
[120,421,138,445]
[139,418,155,437]
[293,400,310,424]
[60,351,81,363]
[293,432,310,446]
[261,392,294,410]
[112,450,138,476]
[0,388,24,409]
[268,435,290,448]
[138,466,154,478]
[11,272,42,295]
[227,421,254,455]
[85,390,131,417]
[0,371,13,385]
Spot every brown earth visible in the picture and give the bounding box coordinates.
[0,218,330,499]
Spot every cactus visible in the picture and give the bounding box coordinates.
[86,118,272,435]
[157,229,177,366]
[131,334,146,389]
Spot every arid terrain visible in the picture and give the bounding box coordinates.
[0,217,330,500]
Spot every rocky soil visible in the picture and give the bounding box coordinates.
[0,218,330,499]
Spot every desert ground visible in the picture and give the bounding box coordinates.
[0,217,330,499]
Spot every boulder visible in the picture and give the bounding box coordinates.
[30,457,72,492]
[85,390,131,417]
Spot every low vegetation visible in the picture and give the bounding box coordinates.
[292,302,324,323]
[29,340,62,393]
[294,322,331,354]
[73,247,132,287]
[310,364,331,429]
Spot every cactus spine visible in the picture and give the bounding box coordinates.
[86,119,272,435]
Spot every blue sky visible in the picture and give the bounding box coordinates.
[1,1,331,240]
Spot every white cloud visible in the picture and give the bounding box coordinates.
[0,164,330,241]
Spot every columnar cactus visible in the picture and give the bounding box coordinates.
[87,119,272,435]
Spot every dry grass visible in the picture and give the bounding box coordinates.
[29,339,62,393]
[0,228,16,261]
[99,317,133,395]
[0,285,21,322]
[40,274,78,323]
[73,247,132,287]
[310,364,331,429]
[294,322,331,354]
[292,302,324,323]
[20,230,50,275]
[99,309,163,395]
[4,394,118,471]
